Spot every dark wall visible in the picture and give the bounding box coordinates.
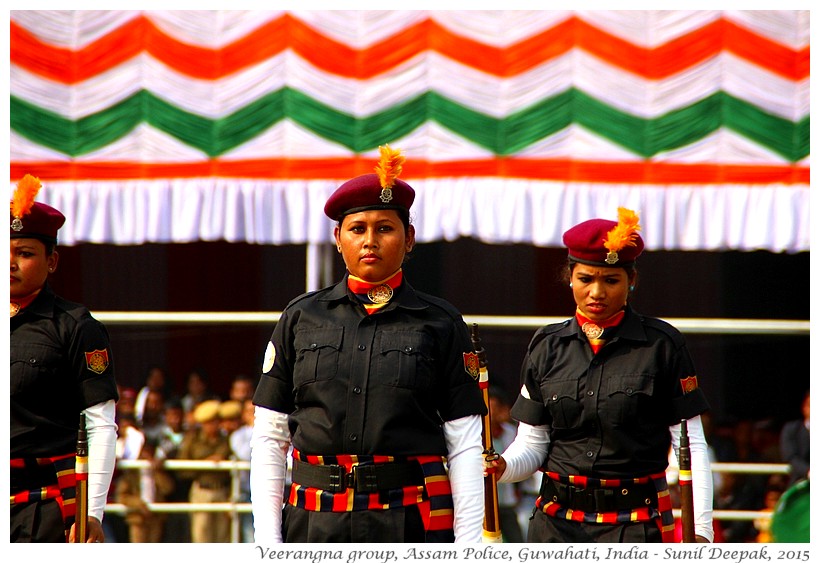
[50,239,809,422]
[51,242,307,398]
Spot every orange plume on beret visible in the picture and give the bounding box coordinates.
[11,174,42,220]
[604,207,641,253]
[374,144,405,189]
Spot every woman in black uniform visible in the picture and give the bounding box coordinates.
[10,175,119,542]
[250,147,487,543]
[490,208,714,543]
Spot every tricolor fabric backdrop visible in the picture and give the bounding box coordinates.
[10,10,809,251]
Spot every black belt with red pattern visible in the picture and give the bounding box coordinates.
[542,478,658,512]
[291,458,424,493]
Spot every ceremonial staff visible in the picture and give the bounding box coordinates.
[679,418,696,543]
[470,324,502,543]
[75,412,89,543]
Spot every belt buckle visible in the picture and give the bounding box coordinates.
[327,465,347,493]
[350,465,378,493]
[593,488,614,512]
[569,485,595,512]
[570,484,606,512]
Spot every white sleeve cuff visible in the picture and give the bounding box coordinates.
[84,400,118,522]
[443,415,484,543]
[250,406,290,543]
[498,422,550,483]
[670,416,714,542]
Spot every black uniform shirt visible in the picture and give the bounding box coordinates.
[11,284,119,458]
[511,306,709,478]
[253,277,487,456]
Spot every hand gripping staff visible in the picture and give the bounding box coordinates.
[679,418,696,543]
[75,412,89,543]
[470,324,502,543]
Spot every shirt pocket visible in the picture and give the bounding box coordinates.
[543,379,582,430]
[10,342,61,396]
[602,373,656,426]
[293,327,343,385]
[377,330,435,390]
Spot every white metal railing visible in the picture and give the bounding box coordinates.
[108,459,791,543]
[93,311,809,334]
[99,312,805,542]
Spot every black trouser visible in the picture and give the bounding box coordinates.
[10,499,66,543]
[282,504,427,543]
[499,506,524,543]
[527,509,662,543]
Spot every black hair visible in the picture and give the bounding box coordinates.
[488,385,512,406]
[164,397,184,410]
[187,368,210,383]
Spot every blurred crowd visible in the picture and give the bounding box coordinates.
[707,390,810,543]
[104,366,809,544]
[107,366,257,543]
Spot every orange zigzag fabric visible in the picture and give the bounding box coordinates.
[11,15,809,84]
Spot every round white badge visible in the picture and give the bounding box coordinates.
[262,341,277,373]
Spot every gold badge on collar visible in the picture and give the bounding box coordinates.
[85,349,110,374]
[10,303,21,317]
[581,322,604,340]
[367,284,393,304]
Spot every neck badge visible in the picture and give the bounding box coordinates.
[367,284,393,304]
[582,322,604,340]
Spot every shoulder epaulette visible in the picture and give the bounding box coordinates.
[528,320,570,351]
[53,295,88,317]
[52,295,100,326]
[639,316,687,347]
[285,290,318,309]
[284,286,334,310]
[413,290,463,323]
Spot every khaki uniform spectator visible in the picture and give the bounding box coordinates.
[178,400,231,543]
[115,442,174,542]
[219,400,243,437]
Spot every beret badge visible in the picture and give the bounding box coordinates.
[11,174,42,232]
[603,207,641,264]
[374,144,404,204]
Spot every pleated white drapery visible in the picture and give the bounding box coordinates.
[34,179,809,253]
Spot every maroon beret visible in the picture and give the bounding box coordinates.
[10,201,66,242]
[324,173,415,221]
[563,210,644,266]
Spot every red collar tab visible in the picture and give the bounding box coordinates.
[347,269,403,294]
[575,308,625,330]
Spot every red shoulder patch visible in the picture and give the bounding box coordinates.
[463,352,480,381]
[680,375,698,394]
[85,349,110,374]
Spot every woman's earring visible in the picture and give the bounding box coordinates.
[629,285,635,292]
[569,283,573,288]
